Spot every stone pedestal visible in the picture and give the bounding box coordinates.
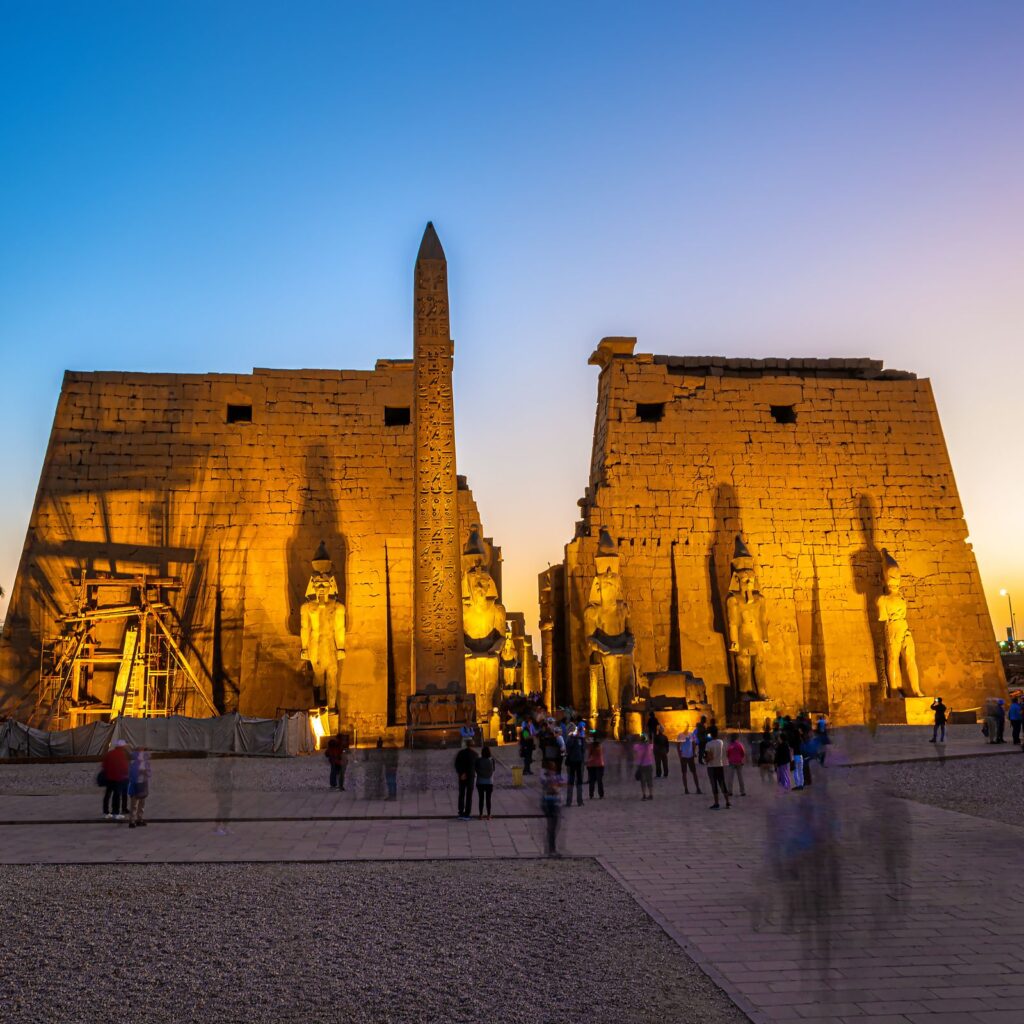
[876,696,934,725]
[406,692,477,747]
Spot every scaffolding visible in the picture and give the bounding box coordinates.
[33,573,218,729]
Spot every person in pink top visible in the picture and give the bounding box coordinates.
[633,735,654,800]
[726,734,747,797]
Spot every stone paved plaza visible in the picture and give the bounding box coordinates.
[1,726,1022,1023]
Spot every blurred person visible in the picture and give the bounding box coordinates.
[995,699,1007,743]
[1009,696,1022,745]
[586,734,605,799]
[325,735,348,790]
[540,722,564,774]
[726,733,747,796]
[677,727,702,795]
[540,759,562,857]
[774,735,793,791]
[383,745,399,800]
[758,733,775,784]
[213,756,234,835]
[695,716,710,763]
[815,714,830,764]
[564,725,586,806]
[454,739,478,820]
[792,747,805,790]
[476,744,495,819]
[127,745,151,828]
[704,733,731,809]
[519,721,536,774]
[634,734,655,800]
[801,733,819,787]
[653,724,670,778]
[101,739,130,821]
[984,699,998,744]
[708,715,719,739]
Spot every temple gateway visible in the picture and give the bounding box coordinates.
[0,228,1006,740]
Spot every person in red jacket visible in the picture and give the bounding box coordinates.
[101,739,131,821]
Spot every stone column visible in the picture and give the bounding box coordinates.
[412,223,466,694]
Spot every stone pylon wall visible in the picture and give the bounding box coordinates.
[560,343,1004,724]
[0,365,487,735]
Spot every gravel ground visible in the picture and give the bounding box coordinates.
[887,748,1024,824]
[0,860,747,1024]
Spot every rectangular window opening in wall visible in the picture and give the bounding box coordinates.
[226,404,252,424]
[384,406,411,427]
[770,404,797,425]
[636,402,665,423]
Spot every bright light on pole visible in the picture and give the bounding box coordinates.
[999,589,1017,647]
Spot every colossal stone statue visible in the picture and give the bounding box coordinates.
[583,529,634,733]
[499,626,519,692]
[462,527,506,715]
[877,548,923,697]
[300,541,346,718]
[725,535,770,699]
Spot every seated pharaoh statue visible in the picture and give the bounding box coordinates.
[877,548,924,698]
[461,527,506,712]
[583,529,635,730]
[299,541,346,719]
[725,534,770,700]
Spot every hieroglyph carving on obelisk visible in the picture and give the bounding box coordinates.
[412,223,466,691]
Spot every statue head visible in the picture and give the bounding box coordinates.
[462,528,498,605]
[306,541,339,604]
[594,527,621,576]
[728,534,759,596]
[592,570,622,608]
[882,548,901,590]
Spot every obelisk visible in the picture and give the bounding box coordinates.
[412,222,466,696]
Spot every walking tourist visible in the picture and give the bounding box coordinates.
[758,733,775,784]
[774,736,793,791]
[520,721,536,774]
[695,716,710,763]
[704,733,731,809]
[653,724,670,778]
[1009,696,1022,745]
[995,699,1007,744]
[929,697,948,743]
[127,745,151,828]
[792,747,805,789]
[586,734,605,799]
[815,713,830,763]
[455,739,478,820]
[540,759,562,857]
[540,722,565,773]
[634,734,655,800]
[564,725,586,806]
[726,733,747,796]
[101,739,130,821]
[476,744,495,819]
[677,727,702,794]
[325,735,348,789]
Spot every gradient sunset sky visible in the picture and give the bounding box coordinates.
[1,1,1022,641]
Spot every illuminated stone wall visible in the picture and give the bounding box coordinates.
[553,339,1004,724]
[0,363,488,735]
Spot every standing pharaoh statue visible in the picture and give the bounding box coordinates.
[499,626,519,693]
[877,548,923,697]
[725,535,770,699]
[583,529,634,735]
[462,528,506,716]
[300,542,346,719]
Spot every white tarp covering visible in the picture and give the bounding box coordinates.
[0,712,315,759]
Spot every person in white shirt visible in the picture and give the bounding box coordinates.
[676,729,702,795]
[703,735,731,809]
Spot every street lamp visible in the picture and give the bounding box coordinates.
[999,589,1017,646]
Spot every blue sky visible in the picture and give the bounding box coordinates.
[1,1,1023,635]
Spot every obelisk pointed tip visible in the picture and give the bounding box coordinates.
[417,221,446,262]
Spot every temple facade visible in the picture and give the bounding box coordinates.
[542,338,1005,727]
[0,225,530,741]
